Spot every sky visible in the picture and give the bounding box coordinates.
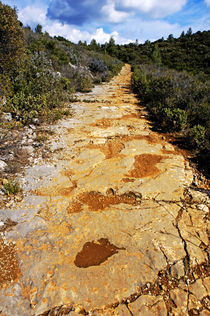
[2,0,210,44]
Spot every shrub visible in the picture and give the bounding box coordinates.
[3,179,21,195]
[7,92,47,124]
[186,125,206,151]
[161,108,188,131]
[78,75,93,92]
[0,2,25,75]
[89,58,108,73]
[132,63,210,166]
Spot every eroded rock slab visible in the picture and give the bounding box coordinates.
[0,64,209,315]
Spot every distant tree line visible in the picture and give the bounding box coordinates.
[82,29,210,77]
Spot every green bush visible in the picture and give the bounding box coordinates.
[7,92,47,124]
[161,108,187,131]
[186,125,206,151]
[132,64,210,166]
[78,75,93,92]
[3,179,21,195]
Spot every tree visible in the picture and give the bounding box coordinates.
[144,40,151,45]
[0,2,25,98]
[35,24,42,34]
[89,39,100,51]
[151,44,162,66]
[0,2,25,75]
[167,34,174,41]
[186,27,192,36]
[106,37,118,56]
[180,31,185,38]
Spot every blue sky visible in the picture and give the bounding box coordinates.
[2,0,210,43]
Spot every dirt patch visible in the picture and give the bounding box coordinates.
[90,118,113,128]
[78,190,141,212]
[61,170,75,178]
[88,138,124,159]
[67,202,83,214]
[0,238,21,287]
[118,113,140,120]
[128,154,165,178]
[74,238,125,268]
[122,178,135,183]
[161,149,178,155]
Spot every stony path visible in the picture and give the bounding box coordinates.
[0,64,209,316]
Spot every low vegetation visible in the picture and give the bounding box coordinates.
[132,64,209,171]
[2,179,21,196]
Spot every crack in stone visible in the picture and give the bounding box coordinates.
[125,302,134,316]
[174,207,191,274]
[159,246,170,266]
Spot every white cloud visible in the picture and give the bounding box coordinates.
[18,5,131,44]
[18,5,48,27]
[90,28,131,44]
[204,0,210,6]
[45,23,131,44]
[101,0,130,23]
[115,0,187,18]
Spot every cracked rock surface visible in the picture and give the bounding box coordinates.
[0,64,209,316]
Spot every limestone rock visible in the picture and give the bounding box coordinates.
[188,188,209,204]
[188,294,202,310]
[93,304,130,315]
[128,295,167,315]
[200,310,210,316]
[203,276,210,293]
[169,288,188,315]
[2,112,12,122]
[189,279,208,300]
[171,261,185,279]
[0,160,7,171]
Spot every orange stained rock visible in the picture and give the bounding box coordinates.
[90,113,140,128]
[20,283,31,299]
[61,170,75,178]
[76,190,140,212]
[88,138,124,159]
[122,178,135,183]
[67,202,83,213]
[0,238,21,287]
[128,154,166,179]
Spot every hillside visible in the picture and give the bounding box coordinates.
[96,29,210,77]
[0,4,122,126]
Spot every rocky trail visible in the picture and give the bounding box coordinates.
[0,64,209,316]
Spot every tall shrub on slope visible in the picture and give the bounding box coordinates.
[0,2,25,97]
